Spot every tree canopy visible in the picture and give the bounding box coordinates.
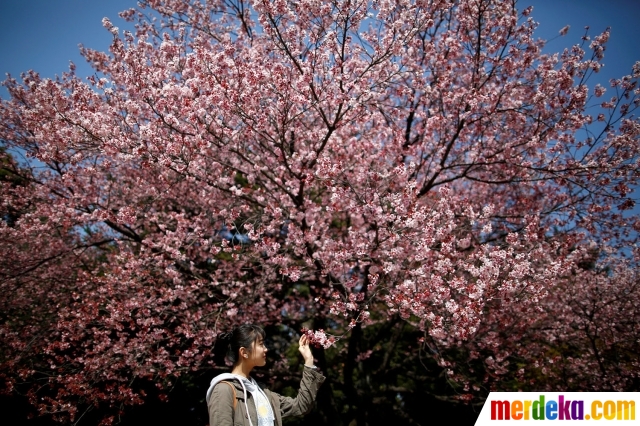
[1,0,639,424]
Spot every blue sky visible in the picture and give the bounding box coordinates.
[0,0,134,94]
[528,0,640,88]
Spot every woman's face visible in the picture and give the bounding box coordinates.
[248,336,268,367]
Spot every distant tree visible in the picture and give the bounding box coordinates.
[1,0,638,424]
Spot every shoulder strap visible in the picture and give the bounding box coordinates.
[220,381,237,409]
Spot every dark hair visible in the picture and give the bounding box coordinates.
[214,324,266,366]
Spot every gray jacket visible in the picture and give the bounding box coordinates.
[207,367,325,426]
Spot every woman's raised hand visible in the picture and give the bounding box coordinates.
[298,334,315,366]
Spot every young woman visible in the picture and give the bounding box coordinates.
[206,324,325,426]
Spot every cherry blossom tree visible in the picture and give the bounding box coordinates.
[1,0,639,424]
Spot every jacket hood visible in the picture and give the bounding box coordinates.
[206,373,244,402]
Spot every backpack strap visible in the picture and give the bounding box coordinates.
[220,381,237,409]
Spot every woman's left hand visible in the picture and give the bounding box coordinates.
[298,334,315,366]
